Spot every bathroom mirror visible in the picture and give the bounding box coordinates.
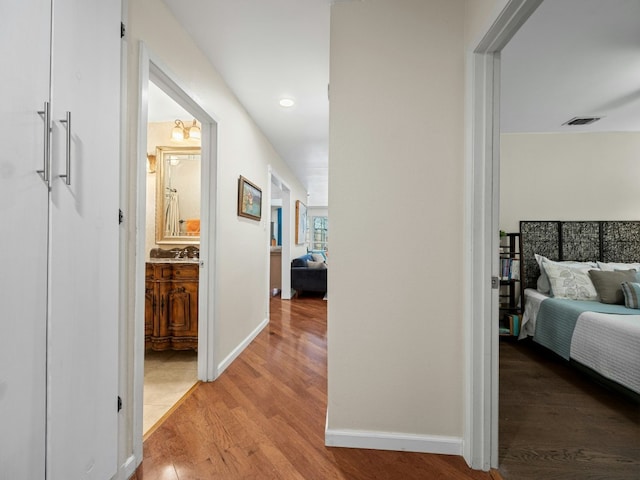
[155,146,201,245]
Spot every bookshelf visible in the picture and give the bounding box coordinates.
[499,232,520,337]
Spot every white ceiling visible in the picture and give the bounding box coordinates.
[161,0,332,207]
[149,0,640,207]
[501,0,640,133]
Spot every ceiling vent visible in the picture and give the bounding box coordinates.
[562,116,602,126]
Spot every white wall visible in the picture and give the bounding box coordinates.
[128,0,307,363]
[328,0,466,445]
[122,0,308,468]
[500,132,640,232]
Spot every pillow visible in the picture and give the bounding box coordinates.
[292,257,308,267]
[307,260,327,270]
[309,250,327,261]
[588,269,638,305]
[534,254,597,294]
[621,282,640,309]
[311,253,326,263]
[597,261,640,272]
[541,259,598,300]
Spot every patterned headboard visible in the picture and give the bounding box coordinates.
[519,221,640,296]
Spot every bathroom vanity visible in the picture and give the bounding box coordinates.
[145,256,199,351]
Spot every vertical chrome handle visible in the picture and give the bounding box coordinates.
[37,102,50,183]
[59,111,71,185]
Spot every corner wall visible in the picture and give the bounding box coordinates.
[500,132,640,232]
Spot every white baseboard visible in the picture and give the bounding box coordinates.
[216,317,269,377]
[325,426,462,456]
[119,453,139,479]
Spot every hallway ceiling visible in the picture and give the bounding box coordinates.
[152,0,640,207]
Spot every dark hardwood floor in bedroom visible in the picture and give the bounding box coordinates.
[499,338,640,480]
[134,295,498,480]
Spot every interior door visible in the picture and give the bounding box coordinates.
[0,0,51,477]
[47,0,121,478]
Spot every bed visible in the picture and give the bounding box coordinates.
[518,221,640,399]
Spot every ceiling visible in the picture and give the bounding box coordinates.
[501,0,640,134]
[149,0,640,207]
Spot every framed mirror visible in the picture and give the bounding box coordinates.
[155,146,201,245]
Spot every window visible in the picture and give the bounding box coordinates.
[311,216,328,252]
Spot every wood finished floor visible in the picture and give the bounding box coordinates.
[133,294,496,480]
[499,338,640,480]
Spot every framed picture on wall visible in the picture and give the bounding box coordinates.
[237,176,262,221]
[295,200,307,244]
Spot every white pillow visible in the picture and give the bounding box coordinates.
[307,260,327,270]
[534,254,597,294]
[541,259,598,301]
[597,261,640,272]
[311,253,326,263]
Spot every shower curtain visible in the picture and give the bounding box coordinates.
[165,189,181,236]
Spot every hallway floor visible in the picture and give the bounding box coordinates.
[134,296,498,479]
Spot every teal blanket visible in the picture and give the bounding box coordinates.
[534,298,637,360]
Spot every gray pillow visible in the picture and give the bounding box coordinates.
[588,269,638,304]
[311,253,326,263]
[307,260,327,270]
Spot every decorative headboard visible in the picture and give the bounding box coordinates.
[519,220,640,298]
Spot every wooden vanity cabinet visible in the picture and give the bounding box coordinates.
[145,262,199,351]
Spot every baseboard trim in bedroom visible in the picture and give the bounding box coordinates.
[324,427,462,456]
[216,317,269,377]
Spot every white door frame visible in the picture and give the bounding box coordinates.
[132,42,219,463]
[268,166,293,300]
[465,0,542,470]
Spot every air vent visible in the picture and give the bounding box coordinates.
[562,116,602,126]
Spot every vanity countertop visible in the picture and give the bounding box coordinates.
[146,258,200,264]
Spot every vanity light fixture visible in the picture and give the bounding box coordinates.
[171,119,201,141]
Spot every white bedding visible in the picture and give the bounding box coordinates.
[521,288,640,394]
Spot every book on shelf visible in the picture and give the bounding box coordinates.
[499,314,520,336]
[507,314,520,336]
[499,258,520,281]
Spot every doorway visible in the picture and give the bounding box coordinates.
[268,168,293,302]
[133,45,219,460]
[466,0,543,470]
[142,81,200,435]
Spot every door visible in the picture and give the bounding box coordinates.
[0,1,50,477]
[47,0,121,478]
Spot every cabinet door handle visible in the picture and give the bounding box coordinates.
[36,101,50,183]
[160,296,165,311]
[59,111,71,185]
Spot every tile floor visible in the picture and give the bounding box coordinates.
[143,349,198,434]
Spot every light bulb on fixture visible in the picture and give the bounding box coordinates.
[188,119,201,139]
[171,119,201,141]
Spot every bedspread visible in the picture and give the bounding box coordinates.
[534,297,636,360]
[522,289,640,395]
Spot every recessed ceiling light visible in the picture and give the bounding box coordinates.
[279,98,295,108]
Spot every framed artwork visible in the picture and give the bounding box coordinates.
[237,176,262,221]
[295,200,307,244]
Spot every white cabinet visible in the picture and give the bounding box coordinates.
[0,1,121,478]
[0,2,50,478]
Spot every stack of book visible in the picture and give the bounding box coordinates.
[500,258,520,280]
[499,313,520,336]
